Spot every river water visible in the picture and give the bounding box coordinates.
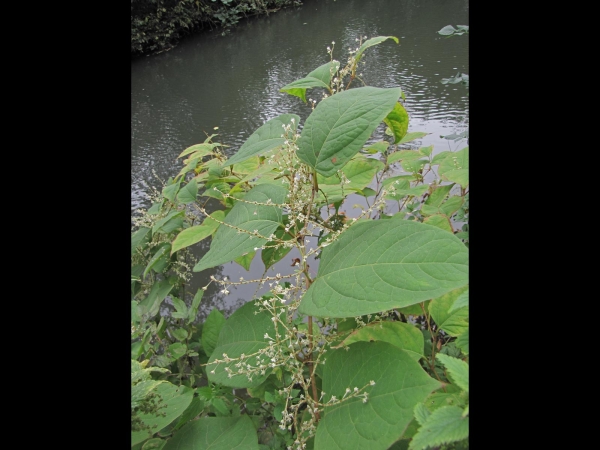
[131,0,469,320]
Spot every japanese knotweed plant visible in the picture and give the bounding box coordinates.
[131,35,469,450]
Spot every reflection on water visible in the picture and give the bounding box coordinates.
[132,0,468,317]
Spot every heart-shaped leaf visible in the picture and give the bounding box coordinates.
[162,415,259,450]
[383,101,409,144]
[194,184,287,272]
[355,36,399,62]
[280,61,340,102]
[298,220,468,318]
[202,308,225,357]
[439,147,468,188]
[315,341,440,450]
[333,321,424,361]
[297,86,402,177]
[206,300,284,388]
[226,114,300,167]
[131,383,195,446]
[171,210,224,255]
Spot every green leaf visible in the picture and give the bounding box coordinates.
[234,250,255,271]
[438,147,468,188]
[408,406,468,450]
[455,329,469,355]
[315,341,440,450]
[383,102,409,144]
[211,397,230,415]
[439,196,464,217]
[363,141,389,154]
[317,155,384,191]
[162,416,259,450]
[398,131,428,145]
[431,151,452,165]
[206,301,284,388]
[280,61,340,102]
[333,321,424,361]
[176,179,198,204]
[177,144,218,158]
[168,342,187,359]
[174,397,205,431]
[188,289,204,324]
[355,36,399,62]
[132,227,151,255]
[423,214,452,232]
[419,145,433,157]
[413,402,431,426]
[261,228,294,269]
[202,308,226,357]
[171,328,189,342]
[438,25,459,36]
[436,354,468,392]
[449,288,468,312]
[163,180,181,202]
[131,383,195,446]
[142,438,166,450]
[429,286,469,337]
[147,202,163,215]
[131,380,166,409]
[170,297,188,319]
[171,210,224,255]
[226,114,300,167]
[421,184,453,215]
[194,184,287,272]
[143,243,171,278]
[297,86,402,177]
[203,181,231,201]
[230,155,260,175]
[387,149,425,166]
[423,392,466,412]
[298,220,469,318]
[137,280,174,321]
[152,210,185,235]
[178,142,216,159]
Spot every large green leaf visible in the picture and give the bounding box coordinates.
[334,321,424,361]
[317,155,384,191]
[438,147,468,188]
[171,210,224,255]
[408,406,468,450]
[355,36,399,62]
[261,227,294,269]
[423,214,453,233]
[137,280,174,321]
[225,114,300,167]
[436,354,468,393]
[298,220,469,318]
[177,179,199,204]
[315,341,440,450]
[383,102,409,144]
[162,416,259,450]
[202,308,226,357]
[206,301,283,388]
[132,227,151,255]
[280,61,340,102]
[429,286,469,337]
[297,86,402,177]
[131,383,195,446]
[194,184,287,272]
[152,210,185,235]
[455,329,469,355]
[143,243,171,278]
[449,288,468,313]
